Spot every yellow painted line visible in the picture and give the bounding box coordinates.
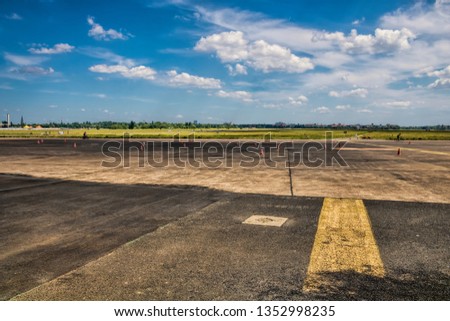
[303,198,385,292]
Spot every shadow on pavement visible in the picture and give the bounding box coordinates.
[302,270,450,300]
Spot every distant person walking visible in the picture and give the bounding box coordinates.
[397,133,401,141]
[83,131,88,140]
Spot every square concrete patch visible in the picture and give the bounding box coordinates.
[242,215,288,227]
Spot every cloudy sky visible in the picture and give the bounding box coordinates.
[1,0,449,125]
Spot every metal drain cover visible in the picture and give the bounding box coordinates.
[242,215,288,227]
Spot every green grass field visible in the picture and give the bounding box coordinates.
[1,128,450,140]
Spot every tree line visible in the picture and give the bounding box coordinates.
[3,120,450,130]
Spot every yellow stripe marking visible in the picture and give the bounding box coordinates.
[303,198,385,292]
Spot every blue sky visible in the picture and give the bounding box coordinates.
[1,0,449,125]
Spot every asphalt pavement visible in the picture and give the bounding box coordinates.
[1,175,448,301]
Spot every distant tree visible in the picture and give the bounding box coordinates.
[128,121,136,130]
[223,122,233,129]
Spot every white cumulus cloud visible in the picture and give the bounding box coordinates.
[247,40,314,73]
[195,31,248,62]
[428,78,450,88]
[195,31,314,73]
[226,63,248,76]
[29,43,74,54]
[216,90,253,102]
[288,95,308,105]
[384,101,411,108]
[336,104,351,110]
[329,88,368,98]
[352,17,365,26]
[427,65,450,77]
[87,16,129,41]
[89,64,156,80]
[313,28,415,54]
[420,65,450,88]
[313,106,330,113]
[167,70,221,89]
